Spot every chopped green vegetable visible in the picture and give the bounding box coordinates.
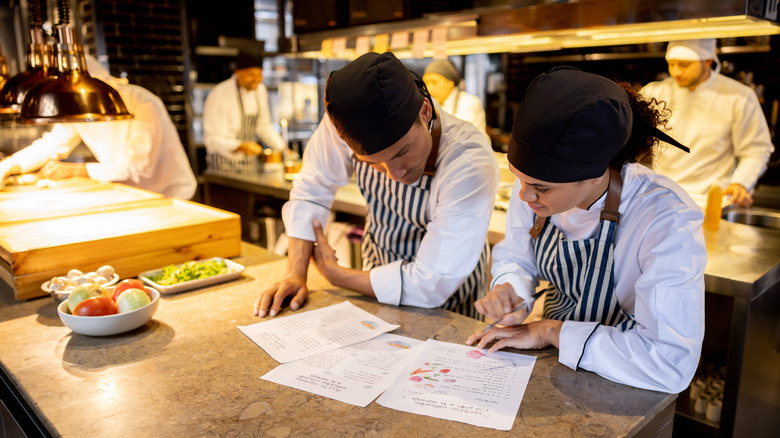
[148,259,228,285]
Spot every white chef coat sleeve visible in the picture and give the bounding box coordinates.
[370,137,499,307]
[282,115,353,242]
[559,202,706,393]
[489,179,541,309]
[11,124,82,173]
[254,84,286,151]
[728,90,774,192]
[202,79,245,160]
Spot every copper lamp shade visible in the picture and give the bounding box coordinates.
[16,22,133,124]
[0,28,54,116]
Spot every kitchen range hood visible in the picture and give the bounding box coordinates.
[293,0,780,59]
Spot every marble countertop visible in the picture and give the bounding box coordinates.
[0,245,675,437]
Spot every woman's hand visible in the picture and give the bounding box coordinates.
[474,282,528,326]
[465,319,563,353]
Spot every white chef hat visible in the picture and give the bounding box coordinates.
[665,39,717,61]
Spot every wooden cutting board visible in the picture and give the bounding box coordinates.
[0,191,242,300]
[0,182,164,224]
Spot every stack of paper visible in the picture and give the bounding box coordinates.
[238,301,536,431]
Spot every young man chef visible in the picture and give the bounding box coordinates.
[254,52,499,318]
[642,39,774,206]
[203,49,285,172]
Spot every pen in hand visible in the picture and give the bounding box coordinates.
[481,303,527,332]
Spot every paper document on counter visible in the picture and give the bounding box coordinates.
[238,301,400,363]
[377,339,536,431]
[262,333,424,407]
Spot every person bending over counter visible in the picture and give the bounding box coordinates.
[0,55,196,199]
[467,67,706,393]
[254,52,498,319]
[642,39,774,207]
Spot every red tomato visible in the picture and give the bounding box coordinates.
[112,279,145,301]
[73,296,118,316]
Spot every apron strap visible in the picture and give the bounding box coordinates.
[529,215,546,239]
[529,166,624,238]
[600,166,623,224]
[423,117,442,176]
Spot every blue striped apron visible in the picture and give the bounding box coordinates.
[529,167,637,331]
[353,121,488,319]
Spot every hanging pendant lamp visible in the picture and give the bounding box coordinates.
[0,0,55,117]
[16,0,133,124]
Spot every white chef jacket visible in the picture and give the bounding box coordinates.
[642,73,774,194]
[12,83,197,200]
[441,88,490,143]
[491,163,706,393]
[203,76,285,159]
[282,103,499,308]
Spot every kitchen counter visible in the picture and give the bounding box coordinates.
[200,168,508,245]
[0,243,676,437]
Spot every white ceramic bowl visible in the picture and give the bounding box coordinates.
[57,287,160,336]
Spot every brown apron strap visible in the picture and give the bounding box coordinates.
[424,118,441,176]
[529,215,547,238]
[529,166,623,238]
[600,166,623,224]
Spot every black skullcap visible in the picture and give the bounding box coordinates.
[235,49,264,70]
[325,52,424,155]
[424,60,460,83]
[508,66,632,183]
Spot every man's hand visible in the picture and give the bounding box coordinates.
[236,142,263,156]
[253,236,314,317]
[36,161,88,180]
[310,219,343,283]
[253,274,308,318]
[465,319,563,353]
[724,183,753,207]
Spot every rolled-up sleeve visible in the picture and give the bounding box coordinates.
[282,115,353,242]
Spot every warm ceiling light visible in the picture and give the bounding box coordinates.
[15,0,132,124]
[0,0,55,117]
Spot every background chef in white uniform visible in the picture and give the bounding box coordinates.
[254,52,499,319]
[423,59,490,143]
[202,49,285,172]
[0,55,197,199]
[642,39,774,206]
[467,67,706,393]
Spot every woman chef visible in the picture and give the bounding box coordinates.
[254,52,498,319]
[467,67,706,393]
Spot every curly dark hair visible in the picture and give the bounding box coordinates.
[609,81,672,168]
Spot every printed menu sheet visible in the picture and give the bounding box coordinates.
[377,339,536,431]
[262,333,424,407]
[238,301,399,363]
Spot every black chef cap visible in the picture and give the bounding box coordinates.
[508,66,633,183]
[325,52,424,155]
[235,49,264,70]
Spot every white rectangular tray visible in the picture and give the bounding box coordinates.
[138,258,245,294]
